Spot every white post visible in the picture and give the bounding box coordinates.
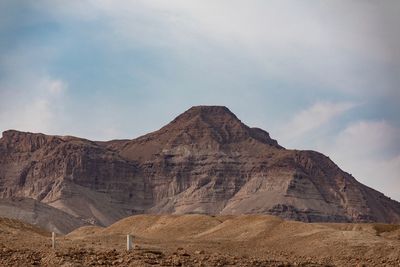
[127,234,133,251]
[52,232,56,249]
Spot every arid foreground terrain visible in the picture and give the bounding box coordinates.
[1,214,399,267]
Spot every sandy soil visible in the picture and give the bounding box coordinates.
[1,215,400,266]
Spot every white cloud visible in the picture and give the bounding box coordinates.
[333,121,400,158]
[0,33,68,135]
[45,79,66,95]
[277,101,356,145]
[321,120,400,201]
[0,76,68,134]
[58,0,398,96]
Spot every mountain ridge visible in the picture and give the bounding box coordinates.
[0,105,399,233]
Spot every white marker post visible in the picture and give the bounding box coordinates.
[52,232,56,249]
[127,234,133,251]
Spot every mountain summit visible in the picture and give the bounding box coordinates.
[117,106,281,161]
[0,106,399,233]
[167,105,282,147]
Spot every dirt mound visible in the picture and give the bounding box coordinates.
[103,214,224,239]
[0,217,49,236]
[66,225,104,239]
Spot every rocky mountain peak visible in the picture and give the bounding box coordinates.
[170,106,240,124]
[151,106,281,148]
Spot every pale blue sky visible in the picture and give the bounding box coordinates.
[0,1,399,200]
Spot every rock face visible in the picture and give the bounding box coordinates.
[0,105,399,230]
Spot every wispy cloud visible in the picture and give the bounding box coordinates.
[277,101,356,146]
[321,120,400,201]
[333,120,400,158]
[0,75,68,134]
[33,0,400,97]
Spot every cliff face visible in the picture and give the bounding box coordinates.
[0,106,399,230]
[0,130,147,226]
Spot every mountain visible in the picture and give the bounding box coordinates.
[0,105,399,231]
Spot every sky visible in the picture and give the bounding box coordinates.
[0,1,399,201]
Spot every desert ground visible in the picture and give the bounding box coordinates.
[1,214,399,266]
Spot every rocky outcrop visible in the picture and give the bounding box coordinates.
[0,106,399,231]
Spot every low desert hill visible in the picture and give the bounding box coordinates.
[67,214,400,266]
[67,214,400,263]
